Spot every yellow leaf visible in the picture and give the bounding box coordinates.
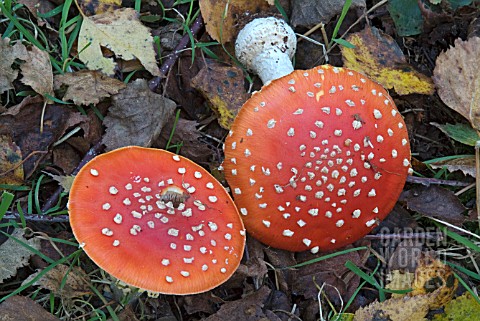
[78,0,121,16]
[353,291,438,321]
[191,62,249,129]
[199,0,273,44]
[341,27,434,95]
[0,135,24,186]
[385,270,415,298]
[78,8,161,76]
[409,254,458,309]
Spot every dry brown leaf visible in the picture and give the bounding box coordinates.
[102,79,176,151]
[342,27,434,95]
[203,286,274,321]
[401,186,467,225]
[291,0,366,28]
[20,45,54,97]
[433,37,480,129]
[0,135,24,186]
[199,0,273,44]
[23,264,91,299]
[428,155,476,177]
[78,8,160,76]
[155,118,214,166]
[0,37,28,95]
[54,70,126,105]
[191,61,249,129]
[0,96,83,178]
[0,295,59,321]
[0,229,40,283]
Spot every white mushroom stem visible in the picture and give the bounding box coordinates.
[235,17,297,84]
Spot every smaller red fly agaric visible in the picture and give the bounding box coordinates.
[223,65,411,253]
[69,146,245,295]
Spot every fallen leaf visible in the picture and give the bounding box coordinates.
[199,0,273,44]
[293,246,365,305]
[433,37,480,130]
[20,45,54,97]
[203,286,276,321]
[77,0,121,16]
[342,27,435,95]
[180,292,224,315]
[78,8,161,76]
[0,135,24,186]
[291,0,366,28]
[164,54,206,120]
[0,37,28,95]
[191,61,249,129]
[353,291,437,321]
[385,270,415,298]
[155,118,214,167]
[431,122,480,146]
[409,253,458,309]
[44,173,75,193]
[387,0,424,36]
[54,70,126,105]
[387,239,424,272]
[0,295,59,321]
[22,264,91,299]
[0,229,40,283]
[432,292,480,321]
[401,186,467,225]
[0,96,83,178]
[428,155,476,178]
[102,79,176,151]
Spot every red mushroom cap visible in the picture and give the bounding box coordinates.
[223,65,411,253]
[69,146,245,294]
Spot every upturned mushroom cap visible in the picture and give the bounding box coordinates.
[224,65,411,253]
[69,146,245,294]
[235,17,297,84]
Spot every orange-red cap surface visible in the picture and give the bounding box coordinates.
[224,65,411,253]
[69,146,245,294]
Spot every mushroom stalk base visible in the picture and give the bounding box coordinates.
[253,51,294,85]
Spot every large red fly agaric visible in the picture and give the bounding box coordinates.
[69,146,245,294]
[223,65,411,253]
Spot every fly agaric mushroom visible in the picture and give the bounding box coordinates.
[235,17,296,84]
[69,146,245,294]
[223,65,411,253]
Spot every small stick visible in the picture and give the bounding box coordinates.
[149,15,204,92]
[364,232,444,241]
[406,175,471,187]
[2,212,69,223]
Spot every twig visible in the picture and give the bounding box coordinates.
[406,175,471,187]
[364,232,444,241]
[149,15,204,92]
[2,212,69,223]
